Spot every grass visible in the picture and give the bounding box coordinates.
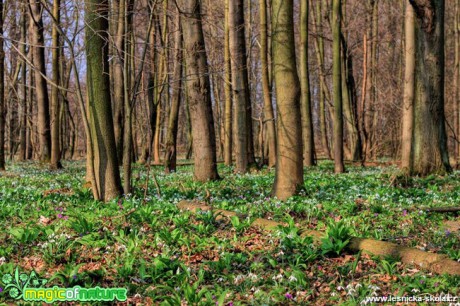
[0,160,459,305]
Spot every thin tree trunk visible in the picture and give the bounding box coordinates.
[455,0,460,165]
[332,0,345,173]
[18,3,27,162]
[311,0,331,159]
[260,0,276,167]
[122,0,134,194]
[300,0,315,166]
[223,0,232,166]
[229,0,253,173]
[271,0,304,200]
[113,0,125,164]
[401,2,415,171]
[165,13,182,174]
[0,0,4,170]
[50,0,62,169]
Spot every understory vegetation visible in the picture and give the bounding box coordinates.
[0,161,459,305]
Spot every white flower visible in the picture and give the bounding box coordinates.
[347,289,356,296]
[337,286,344,291]
[234,274,245,284]
[248,273,258,281]
[411,289,420,293]
[368,285,380,291]
[288,275,298,283]
[0,257,6,265]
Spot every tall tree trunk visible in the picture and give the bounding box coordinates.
[113,0,125,164]
[29,0,51,162]
[455,0,460,165]
[410,0,451,175]
[332,0,345,173]
[18,3,27,162]
[165,13,182,174]
[300,0,315,166]
[260,0,276,167]
[223,0,232,166]
[401,2,415,171]
[341,31,362,161]
[0,0,4,170]
[364,0,378,160]
[86,0,123,201]
[122,0,134,194]
[229,0,253,173]
[177,0,219,181]
[50,0,62,169]
[311,0,332,159]
[271,0,303,200]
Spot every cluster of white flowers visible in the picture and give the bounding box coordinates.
[233,272,258,285]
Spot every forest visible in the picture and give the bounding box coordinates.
[0,0,459,305]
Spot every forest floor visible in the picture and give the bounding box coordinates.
[0,161,459,305]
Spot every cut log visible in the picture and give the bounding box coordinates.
[177,200,460,276]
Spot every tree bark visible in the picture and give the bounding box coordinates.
[332,0,345,173]
[50,0,62,169]
[455,0,460,165]
[311,0,332,160]
[410,0,451,175]
[259,0,276,168]
[113,0,125,164]
[18,3,27,162]
[401,2,415,171]
[271,0,304,200]
[300,0,315,166]
[223,0,232,166]
[86,0,123,201]
[229,0,253,173]
[29,0,52,162]
[177,0,219,181]
[0,0,4,170]
[165,13,182,174]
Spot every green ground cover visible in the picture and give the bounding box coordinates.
[0,161,459,305]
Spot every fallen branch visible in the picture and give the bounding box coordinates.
[178,200,460,276]
[424,207,460,213]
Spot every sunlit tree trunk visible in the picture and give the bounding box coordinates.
[271,0,304,200]
[223,0,232,166]
[311,0,331,159]
[260,0,276,167]
[18,3,27,162]
[332,0,345,173]
[29,0,51,162]
[86,0,123,201]
[401,2,415,172]
[50,0,62,169]
[300,0,315,166]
